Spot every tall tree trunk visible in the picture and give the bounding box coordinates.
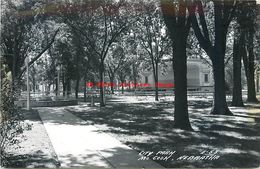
[133,64,137,90]
[11,46,18,93]
[110,75,115,94]
[11,68,19,97]
[75,48,80,99]
[128,81,131,90]
[75,76,80,99]
[121,80,124,94]
[54,78,57,96]
[65,78,68,98]
[33,79,36,93]
[174,39,192,130]
[55,78,58,96]
[134,78,137,90]
[246,31,258,102]
[62,75,66,97]
[232,31,244,107]
[33,84,36,93]
[257,73,259,92]
[67,78,71,96]
[83,76,87,102]
[48,84,51,95]
[154,62,159,101]
[160,0,192,130]
[99,65,105,107]
[210,47,232,115]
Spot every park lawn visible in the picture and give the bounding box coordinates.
[66,95,260,168]
[3,110,60,168]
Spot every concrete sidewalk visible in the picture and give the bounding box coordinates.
[37,107,163,168]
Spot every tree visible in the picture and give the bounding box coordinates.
[255,7,260,93]
[188,0,237,115]
[117,60,132,94]
[232,20,245,106]
[106,44,125,94]
[62,0,133,106]
[136,1,171,101]
[70,30,87,99]
[51,30,76,97]
[1,1,59,89]
[231,1,259,104]
[1,1,58,165]
[122,31,146,90]
[0,60,25,166]
[161,0,192,130]
[239,0,259,103]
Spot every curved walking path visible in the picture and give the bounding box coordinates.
[37,107,163,168]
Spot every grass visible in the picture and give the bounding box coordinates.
[4,95,260,168]
[65,95,260,168]
[3,110,60,168]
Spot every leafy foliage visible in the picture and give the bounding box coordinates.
[0,63,30,167]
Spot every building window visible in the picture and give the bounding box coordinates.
[145,76,148,84]
[204,74,209,83]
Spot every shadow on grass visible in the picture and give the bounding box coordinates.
[56,146,161,168]
[65,97,260,168]
[4,153,60,168]
[3,109,60,168]
[36,107,91,126]
[78,96,127,104]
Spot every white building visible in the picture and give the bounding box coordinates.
[140,58,213,91]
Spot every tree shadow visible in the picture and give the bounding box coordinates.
[66,97,260,168]
[56,146,162,168]
[3,151,60,168]
[36,107,90,126]
[3,109,60,168]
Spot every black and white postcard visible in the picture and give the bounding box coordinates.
[1,0,260,168]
